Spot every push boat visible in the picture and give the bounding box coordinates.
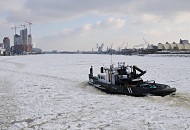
[88,62,176,96]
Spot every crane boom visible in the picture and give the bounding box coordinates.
[25,21,32,34]
[118,42,125,51]
[11,25,21,34]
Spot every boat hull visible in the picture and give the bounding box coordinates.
[88,80,176,97]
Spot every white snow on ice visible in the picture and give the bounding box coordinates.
[0,54,190,130]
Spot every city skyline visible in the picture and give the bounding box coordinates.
[1,0,190,51]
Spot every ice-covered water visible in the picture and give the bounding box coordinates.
[0,54,190,130]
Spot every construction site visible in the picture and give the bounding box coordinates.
[0,21,33,56]
[12,21,33,54]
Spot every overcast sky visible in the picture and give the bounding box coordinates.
[1,0,190,51]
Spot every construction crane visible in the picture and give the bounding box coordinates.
[20,23,26,29]
[25,21,32,34]
[96,43,104,53]
[11,25,21,35]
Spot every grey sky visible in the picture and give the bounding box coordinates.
[1,0,190,51]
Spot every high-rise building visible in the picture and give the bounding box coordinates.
[20,28,28,52]
[3,37,10,50]
[14,34,20,45]
[13,28,33,53]
[28,34,32,52]
[28,34,32,45]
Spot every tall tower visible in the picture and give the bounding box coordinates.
[25,21,33,53]
[27,34,32,52]
[20,28,28,52]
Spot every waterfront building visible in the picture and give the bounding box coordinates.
[14,34,20,45]
[3,37,10,50]
[158,43,164,50]
[0,43,5,55]
[184,44,190,50]
[13,28,33,54]
[27,34,32,52]
[163,42,172,50]
[171,42,178,50]
[32,48,42,54]
[178,44,184,50]
[180,39,189,44]
[0,43,4,48]
[158,39,190,51]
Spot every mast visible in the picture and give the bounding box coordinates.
[110,43,113,64]
[110,64,113,84]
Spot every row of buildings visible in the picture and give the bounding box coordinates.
[158,39,190,51]
[0,27,39,55]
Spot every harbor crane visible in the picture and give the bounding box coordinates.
[107,43,114,52]
[133,38,149,49]
[118,42,125,51]
[97,43,104,53]
[143,38,149,48]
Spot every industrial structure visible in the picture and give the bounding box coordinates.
[96,43,104,53]
[158,39,190,51]
[32,48,42,54]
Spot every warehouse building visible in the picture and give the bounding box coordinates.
[158,39,190,51]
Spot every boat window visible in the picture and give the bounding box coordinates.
[101,76,105,80]
[126,67,131,74]
[98,75,100,79]
[141,84,157,88]
[150,85,157,88]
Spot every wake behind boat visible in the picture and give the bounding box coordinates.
[88,62,176,96]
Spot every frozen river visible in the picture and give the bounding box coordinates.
[0,54,190,130]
